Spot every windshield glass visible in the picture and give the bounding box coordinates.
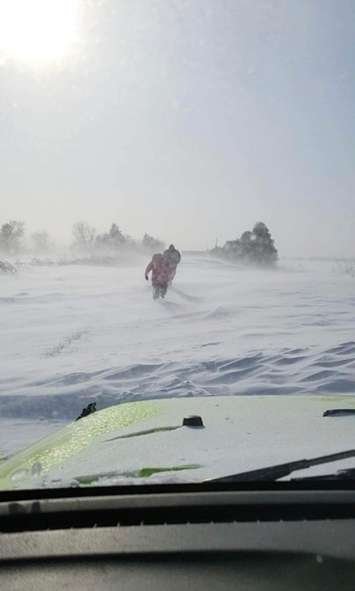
[1,0,355,490]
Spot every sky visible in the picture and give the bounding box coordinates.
[0,0,354,257]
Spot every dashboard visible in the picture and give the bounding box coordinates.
[1,485,355,590]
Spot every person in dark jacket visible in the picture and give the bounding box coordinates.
[163,244,181,283]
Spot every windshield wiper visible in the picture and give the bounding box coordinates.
[208,449,355,483]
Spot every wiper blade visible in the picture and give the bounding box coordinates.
[209,449,355,483]
[290,470,355,482]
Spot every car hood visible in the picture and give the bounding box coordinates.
[1,394,355,489]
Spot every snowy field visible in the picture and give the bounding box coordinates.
[1,254,355,458]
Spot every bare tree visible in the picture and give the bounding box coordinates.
[31,231,52,254]
[72,222,96,253]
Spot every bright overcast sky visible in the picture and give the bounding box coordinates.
[0,0,354,257]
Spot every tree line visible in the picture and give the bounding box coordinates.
[71,222,165,255]
[0,219,279,266]
[0,220,165,257]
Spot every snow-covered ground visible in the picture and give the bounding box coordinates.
[1,254,355,458]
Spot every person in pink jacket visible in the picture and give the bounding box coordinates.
[145,253,171,299]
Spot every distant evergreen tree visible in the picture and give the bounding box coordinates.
[108,223,126,248]
[142,233,165,253]
[251,222,278,265]
[95,223,128,252]
[0,221,25,255]
[213,222,278,266]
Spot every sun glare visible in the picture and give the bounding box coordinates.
[0,0,80,65]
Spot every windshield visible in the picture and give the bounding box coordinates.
[1,0,355,491]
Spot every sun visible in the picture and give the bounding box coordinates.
[0,0,81,66]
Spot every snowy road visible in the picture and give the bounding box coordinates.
[1,254,355,457]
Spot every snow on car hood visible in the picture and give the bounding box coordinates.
[1,395,355,489]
